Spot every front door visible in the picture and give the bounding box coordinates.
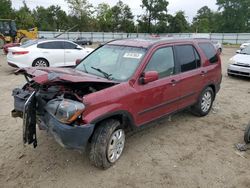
[133,46,181,126]
[64,41,86,66]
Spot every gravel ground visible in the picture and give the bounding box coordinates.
[0,48,250,188]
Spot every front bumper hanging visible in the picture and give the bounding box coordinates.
[23,91,37,148]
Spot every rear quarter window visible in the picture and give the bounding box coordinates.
[198,43,218,63]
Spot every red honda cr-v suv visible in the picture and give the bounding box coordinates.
[12,38,222,169]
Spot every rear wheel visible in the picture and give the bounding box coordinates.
[89,119,125,169]
[32,58,49,67]
[0,37,5,49]
[191,87,214,117]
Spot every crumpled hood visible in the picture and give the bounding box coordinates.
[230,54,250,65]
[15,67,118,84]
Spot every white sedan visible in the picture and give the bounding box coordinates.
[228,45,250,77]
[7,39,94,68]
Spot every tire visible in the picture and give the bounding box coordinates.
[0,37,5,49]
[89,119,125,169]
[191,87,214,117]
[32,58,49,67]
[244,123,250,144]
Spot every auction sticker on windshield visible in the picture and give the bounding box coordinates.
[123,53,143,59]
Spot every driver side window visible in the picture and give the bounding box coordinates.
[145,47,175,79]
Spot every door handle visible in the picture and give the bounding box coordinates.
[201,70,207,76]
[171,79,178,86]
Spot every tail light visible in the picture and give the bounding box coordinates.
[12,51,29,55]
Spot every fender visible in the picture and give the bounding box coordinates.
[84,104,136,128]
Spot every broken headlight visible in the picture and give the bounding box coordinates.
[45,98,85,124]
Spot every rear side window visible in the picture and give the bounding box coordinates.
[37,41,64,49]
[175,45,200,72]
[145,47,175,79]
[199,43,218,63]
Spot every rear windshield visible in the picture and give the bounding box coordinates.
[21,40,38,48]
[198,42,218,63]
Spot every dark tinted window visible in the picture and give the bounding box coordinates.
[199,43,218,63]
[37,41,64,49]
[145,47,175,78]
[175,45,199,72]
[64,42,76,49]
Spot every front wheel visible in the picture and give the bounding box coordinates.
[89,119,125,169]
[191,87,214,117]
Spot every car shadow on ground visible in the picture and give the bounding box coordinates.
[227,74,250,82]
[32,109,192,170]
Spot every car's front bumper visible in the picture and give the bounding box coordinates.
[41,113,94,151]
[12,87,95,151]
[227,64,250,77]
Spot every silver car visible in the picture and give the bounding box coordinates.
[228,45,250,77]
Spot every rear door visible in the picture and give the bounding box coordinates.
[134,46,181,125]
[37,41,65,67]
[198,42,221,88]
[174,44,204,109]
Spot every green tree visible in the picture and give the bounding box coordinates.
[111,1,134,32]
[192,6,215,33]
[66,0,93,31]
[96,3,113,31]
[216,0,250,32]
[141,0,169,33]
[33,5,69,31]
[0,0,13,19]
[168,11,189,33]
[15,1,35,29]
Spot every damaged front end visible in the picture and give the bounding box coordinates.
[12,67,117,150]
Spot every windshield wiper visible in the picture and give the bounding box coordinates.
[91,66,112,80]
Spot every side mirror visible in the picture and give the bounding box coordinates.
[75,45,82,50]
[75,59,81,66]
[140,71,158,84]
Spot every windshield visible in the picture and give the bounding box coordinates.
[76,45,147,81]
[241,45,250,55]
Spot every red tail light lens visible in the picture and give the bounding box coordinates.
[12,51,29,55]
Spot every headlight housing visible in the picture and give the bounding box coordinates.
[229,59,236,65]
[45,98,85,124]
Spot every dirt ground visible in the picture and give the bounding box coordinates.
[0,48,250,188]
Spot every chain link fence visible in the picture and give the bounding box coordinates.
[38,31,250,45]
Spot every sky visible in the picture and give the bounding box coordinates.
[11,0,218,22]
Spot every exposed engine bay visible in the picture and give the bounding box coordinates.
[12,69,117,148]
